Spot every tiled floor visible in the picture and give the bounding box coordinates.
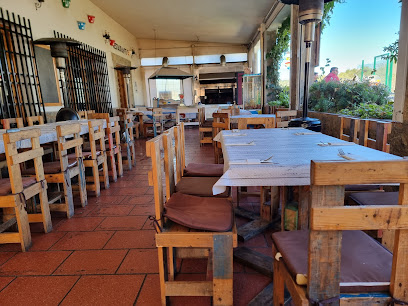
[0,127,274,305]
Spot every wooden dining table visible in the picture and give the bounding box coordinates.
[0,119,106,154]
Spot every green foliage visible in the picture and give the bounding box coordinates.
[338,103,393,120]
[309,80,391,118]
[321,0,345,33]
[268,86,289,108]
[382,36,399,64]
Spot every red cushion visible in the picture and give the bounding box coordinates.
[183,163,224,177]
[0,176,37,196]
[272,230,392,293]
[22,160,77,175]
[175,177,229,197]
[349,192,398,206]
[164,192,233,232]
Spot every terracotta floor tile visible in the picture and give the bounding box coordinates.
[71,206,94,218]
[135,274,161,306]
[88,205,135,217]
[117,249,158,274]
[0,276,14,291]
[129,204,155,216]
[61,275,144,305]
[124,195,154,204]
[103,187,148,196]
[51,231,113,250]
[179,258,207,274]
[54,249,127,275]
[0,252,16,266]
[96,216,147,231]
[0,276,78,305]
[104,230,155,249]
[56,217,105,232]
[170,274,211,305]
[0,244,21,252]
[30,232,66,251]
[233,273,272,306]
[0,251,70,275]
[87,195,127,205]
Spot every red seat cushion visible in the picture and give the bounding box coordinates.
[183,163,224,177]
[22,160,78,175]
[0,176,37,196]
[349,192,398,206]
[175,177,229,198]
[272,230,392,293]
[345,185,381,192]
[164,192,233,232]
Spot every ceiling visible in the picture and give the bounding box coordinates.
[90,0,277,44]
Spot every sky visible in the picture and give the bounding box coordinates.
[279,0,402,80]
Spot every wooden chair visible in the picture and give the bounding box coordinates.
[147,131,237,305]
[359,119,392,153]
[86,110,95,117]
[89,113,123,181]
[1,118,24,129]
[120,114,136,170]
[78,111,88,120]
[144,108,163,137]
[272,160,408,305]
[198,107,212,146]
[1,128,52,251]
[27,115,44,126]
[237,117,275,129]
[212,112,230,164]
[339,116,360,143]
[23,123,87,218]
[82,119,110,196]
[275,110,297,128]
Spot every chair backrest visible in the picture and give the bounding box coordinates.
[27,115,44,126]
[237,117,275,129]
[56,123,83,171]
[88,113,121,148]
[198,107,206,126]
[275,110,297,128]
[358,119,392,152]
[308,159,408,303]
[78,111,88,120]
[3,129,45,193]
[152,108,163,122]
[87,119,106,159]
[2,118,24,129]
[217,108,232,116]
[212,112,230,134]
[116,108,128,117]
[339,116,359,143]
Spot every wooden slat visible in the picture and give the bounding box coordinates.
[248,283,273,306]
[237,218,275,242]
[156,232,221,248]
[61,138,83,151]
[0,232,21,243]
[311,160,408,185]
[12,148,44,165]
[311,206,408,230]
[5,128,41,142]
[0,218,17,233]
[234,247,273,278]
[234,207,259,220]
[56,123,81,136]
[165,281,212,296]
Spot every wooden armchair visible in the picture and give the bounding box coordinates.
[272,160,408,305]
[89,113,123,182]
[359,119,392,153]
[23,123,87,218]
[1,118,24,129]
[198,107,212,146]
[27,115,44,126]
[147,131,237,305]
[120,114,136,170]
[212,112,230,164]
[339,116,360,143]
[237,117,275,129]
[275,110,297,128]
[1,128,52,251]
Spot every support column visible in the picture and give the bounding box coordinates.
[290,6,301,110]
[260,23,266,109]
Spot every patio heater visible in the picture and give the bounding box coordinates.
[281,0,333,131]
[114,66,137,108]
[33,38,81,121]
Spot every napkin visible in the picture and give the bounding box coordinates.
[223,133,247,137]
[318,142,356,147]
[294,132,321,135]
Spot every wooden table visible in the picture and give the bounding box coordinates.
[0,119,106,154]
[214,127,402,304]
[176,106,200,126]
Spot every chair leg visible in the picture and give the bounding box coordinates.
[91,160,101,197]
[158,247,169,306]
[62,172,75,218]
[78,162,88,207]
[101,158,110,190]
[131,143,136,166]
[212,234,233,305]
[117,150,123,177]
[168,247,176,281]
[273,244,285,306]
[15,200,32,252]
[108,151,118,182]
[38,187,52,233]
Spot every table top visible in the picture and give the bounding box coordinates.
[212,128,401,195]
[0,119,106,154]
[230,114,276,119]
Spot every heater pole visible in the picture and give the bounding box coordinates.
[59,69,69,108]
[302,42,312,119]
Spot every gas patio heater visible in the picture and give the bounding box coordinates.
[114,66,137,108]
[34,38,81,121]
[281,0,333,131]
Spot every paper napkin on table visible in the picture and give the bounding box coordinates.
[225,141,255,146]
[318,142,356,147]
[294,132,320,135]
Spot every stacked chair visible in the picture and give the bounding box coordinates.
[146,125,237,304]
[272,160,408,305]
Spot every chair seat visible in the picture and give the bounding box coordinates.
[67,151,101,160]
[175,177,229,197]
[345,184,381,192]
[22,160,78,175]
[0,176,37,196]
[272,230,392,293]
[349,191,398,206]
[183,163,224,177]
[164,192,233,232]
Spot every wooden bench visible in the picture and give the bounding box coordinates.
[275,110,297,128]
[359,119,392,153]
[339,116,360,143]
[147,131,237,305]
[1,128,52,251]
[272,160,408,305]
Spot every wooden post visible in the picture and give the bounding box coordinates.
[212,234,233,305]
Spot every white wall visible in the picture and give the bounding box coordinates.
[0,0,145,112]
